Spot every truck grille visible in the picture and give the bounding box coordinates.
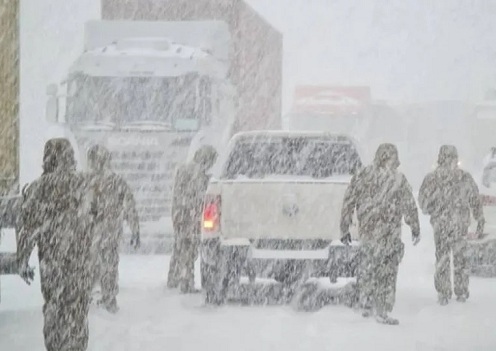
[110,150,176,221]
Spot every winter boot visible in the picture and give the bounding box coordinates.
[375,313,399,325]
[180,279,199,294]
[362,307,373,318]
[456,293,468,303]
[438,295,449,306]
[98,297,119,314]
[167,278,179,289]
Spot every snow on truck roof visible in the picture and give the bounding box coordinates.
[86,38,210,59]
[68,20,231,78]
[69,41,228,78]
[84,20,230,61]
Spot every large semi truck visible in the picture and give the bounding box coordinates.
[101,0,283,134]
[46,0,283,252]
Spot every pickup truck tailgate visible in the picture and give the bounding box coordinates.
[221,179,353,241]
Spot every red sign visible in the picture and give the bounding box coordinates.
[291,86,371,115]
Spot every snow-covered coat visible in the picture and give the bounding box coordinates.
[87,145,139,240]
[17,138,94,350]
[419,145,484,231]
[340,143,420,243]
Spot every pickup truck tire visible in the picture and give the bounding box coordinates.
[203,246,247,304]
[201,239,227,305]
[203,262,227,305]
[224,247,243,292]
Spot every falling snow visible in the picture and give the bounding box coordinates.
[2,0,496,350]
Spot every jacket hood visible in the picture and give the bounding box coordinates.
[87,144,112,172]
[42,138,76,174]
[193,145,218,171]
[437,145,458,168]
[373,143,400,170]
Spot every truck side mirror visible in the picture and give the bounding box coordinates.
[45,84,59,123]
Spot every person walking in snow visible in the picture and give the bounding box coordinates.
[419,145,484,305]
[87,144,140,313]
[340,143,420,325]
[17,138,94,351]
[167,145,217,293]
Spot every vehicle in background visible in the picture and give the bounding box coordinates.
[285,85,410,169]
[469,98,496,170]
[287,86,372,137]
[467,153,496,277]
[46,0,283,253]
[200,131,362,303]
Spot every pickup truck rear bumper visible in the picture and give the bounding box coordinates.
[201,238,360,281]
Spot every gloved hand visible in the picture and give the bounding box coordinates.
[341,233,352,246]
[19,264,35,285]
[476,218,485,238]
[412,231,421,246]
[130,233,141,250]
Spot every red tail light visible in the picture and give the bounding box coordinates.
[203,195,221,234]
[481,194,496,207]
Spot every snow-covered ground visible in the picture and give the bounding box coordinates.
[2,217,496,351]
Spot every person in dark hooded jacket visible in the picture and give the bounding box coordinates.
[17,138,94,351]
[87,144,140,313]
[340,143,420,325]
[419,145,484,305]
[167,145,218,293]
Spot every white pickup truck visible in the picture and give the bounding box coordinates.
[200,131,363,303]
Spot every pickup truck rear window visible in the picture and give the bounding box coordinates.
[223,137,362,179]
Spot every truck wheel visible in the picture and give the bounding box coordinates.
[203,263,227,305]
[203,252,231,306]
[204,246,245,304]
[225,254,242,291]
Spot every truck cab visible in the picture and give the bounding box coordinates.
[46,20,236,252]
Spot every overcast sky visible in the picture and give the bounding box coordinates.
[249,0,496,104]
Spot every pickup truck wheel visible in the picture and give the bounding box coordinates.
[203,263,227,305]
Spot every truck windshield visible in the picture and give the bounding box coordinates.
[223,137,362,179]
[66,74,205,130]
